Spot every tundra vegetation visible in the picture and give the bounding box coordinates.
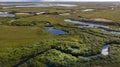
[0,2,120,67]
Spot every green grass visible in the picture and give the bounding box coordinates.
[0,25,55,47]
[0,3,120,67]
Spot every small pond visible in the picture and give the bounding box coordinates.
[101,44,110,56]
[71,47,79,50]
[44,27,67,35]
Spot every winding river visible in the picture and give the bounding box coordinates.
[65,19,120,35]
[64,19,119,58]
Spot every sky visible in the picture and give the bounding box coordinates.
[0,0,120,2]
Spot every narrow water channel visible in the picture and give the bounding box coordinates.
[65,19,120,35]
[0,13,15,17]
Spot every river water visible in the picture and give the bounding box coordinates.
[65,19,120,35]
